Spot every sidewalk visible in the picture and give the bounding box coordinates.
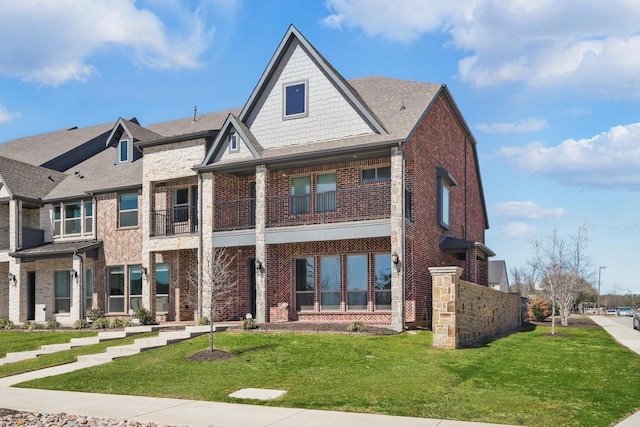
[0,317,638,427]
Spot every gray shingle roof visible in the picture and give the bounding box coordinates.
[0,156,67,200]
[10,239,102,259]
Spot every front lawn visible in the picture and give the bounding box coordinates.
[16,325,640,427]
[0,330,95,358]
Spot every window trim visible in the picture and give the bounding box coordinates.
[54,270,71,314]
[228,133,239,153]
[129,265,143,312]
[283,80,309,119]
[436,167,457,230]
[117,138,131,164]
[108,266,125,313]
[155,263,170,313]
[53,200,94,238]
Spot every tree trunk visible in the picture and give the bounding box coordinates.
[209,314,214,352]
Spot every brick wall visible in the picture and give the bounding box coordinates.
[430,266,521,349]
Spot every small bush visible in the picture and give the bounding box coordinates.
[0,317,13,330]
[242,318,258,330]
[198,316,211,326]
[86,307,105,321]
[73,319,90,329]
[347,320,367,333]
[93,317,110,329]
[135,307,155,325]
[110,318,131,328]
[22,321,40,331]
[46,319,61,330]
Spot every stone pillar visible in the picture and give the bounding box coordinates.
[430,266,463,349]
[70,254,83,322]
[8,257,21,323]
[141,180,153,312]
[390,147,405,332]
[254,165,267,323]
[199,172,215,318]
[9,199,20,251]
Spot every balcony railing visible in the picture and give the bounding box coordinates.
[209,184,411,232]
[0,227,8,250]
[151,206,198,236]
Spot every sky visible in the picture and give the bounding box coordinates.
[0,0,638,295]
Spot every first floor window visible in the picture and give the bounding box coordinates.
[347,255,368,310]
[320,256,340,310]
[108,266,125,312]
[155,264,169,312]
[295,258,315,311]
[129,265,143,311]
[374,254,392,310]
[54,271,71,313]
[85,270,93,310]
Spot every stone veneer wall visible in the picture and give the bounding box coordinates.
[430,266,521,349]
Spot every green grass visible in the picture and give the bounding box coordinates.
[0,330,95,358]
[0,331,158,378]
[10,326,640,427]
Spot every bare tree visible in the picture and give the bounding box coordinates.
[530,225,590,333]
[187,247,238,352]
[509,266,537,296]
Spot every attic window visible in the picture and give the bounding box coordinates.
[117,139,131,164]
[228,133,239,153]
[283,81,308,119]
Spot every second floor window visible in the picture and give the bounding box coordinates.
[119,193,138,228]
[53,200,93,238]
[436,167,457,230]
[362,166,391,183]
[117,139,130,163]
[173,188,189,222]
[290,173,336,215]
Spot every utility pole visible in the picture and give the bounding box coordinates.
[598,266,606,313]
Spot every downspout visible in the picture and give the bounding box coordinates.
[197,172,203,318]
[464,134,472,283]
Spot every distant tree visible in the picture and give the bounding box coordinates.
[187,247,238,352]
[530,225,591,333]
[509,266,537,296]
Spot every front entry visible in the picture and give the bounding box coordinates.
[248,259,256,318]
[27,271,36,320]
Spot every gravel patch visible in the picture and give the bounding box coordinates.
[0,410,200,427]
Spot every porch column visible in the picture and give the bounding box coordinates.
[70,254,83,322]
[9,199,20,251]
[390,147,405,332]
[254,164,267,323]
[199,172,215,318]
[8,257,22,323]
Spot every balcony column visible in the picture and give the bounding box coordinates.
[390,146,405,332]
[199,172,215,318]
[70,254,83,322]
[141,180,153,312]
[8,257,22,323]
[254,164,267,323]
[9,199,20,251]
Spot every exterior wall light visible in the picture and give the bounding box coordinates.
[8,273,15,282]
[256,260,263,272]
[391,252,400,264]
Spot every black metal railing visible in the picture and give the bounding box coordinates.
[212,198,256,231]
[151,206,198,236]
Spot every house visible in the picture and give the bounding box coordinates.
[489,260,510,292]
[0,25,493,332]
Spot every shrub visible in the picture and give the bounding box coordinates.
[347,320,367,333]
[73,319,90,329]
[86,307,105,321]
[528,297,551,321]
[46,319,61,330]
[110,318,131,328]
[0,317,13,330]
[242,318,258,330]
[93,317,110,329]
[135,307,155,325]
[22,321,40,331]
[198,316,211,326]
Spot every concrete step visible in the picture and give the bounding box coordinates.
[69,336,101,346]
[39,343,74,352]
[106,346,141,356]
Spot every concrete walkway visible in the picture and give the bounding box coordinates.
[0,317,638,427]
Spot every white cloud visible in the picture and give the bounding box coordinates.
[322,0,640,98]
[477,117,547,133]
[0,0,214,86]
[497,221,534,240]
[493,201,565,219]
[0,104,20,124]
[500,122,640,190]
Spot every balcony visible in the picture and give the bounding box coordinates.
[151,206,198,237]
[212,184,394,231]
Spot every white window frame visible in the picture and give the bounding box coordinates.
[54,270,71,314]
[53,200,94,238]
[283,80,308,119]
[117,139,131,164]
[228,133,239,153]
[437,167,457,230]
[118,193,139,228]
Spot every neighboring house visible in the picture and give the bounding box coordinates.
[0,25,493,331]
[489,260,510,292]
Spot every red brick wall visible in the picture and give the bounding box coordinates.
[404,92,489,326]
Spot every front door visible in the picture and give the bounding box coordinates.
[27,271,36,320]
[248,259,256,318]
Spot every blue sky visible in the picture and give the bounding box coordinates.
[0,0,638,295]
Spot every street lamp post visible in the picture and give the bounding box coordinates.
[598,266,607,313]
